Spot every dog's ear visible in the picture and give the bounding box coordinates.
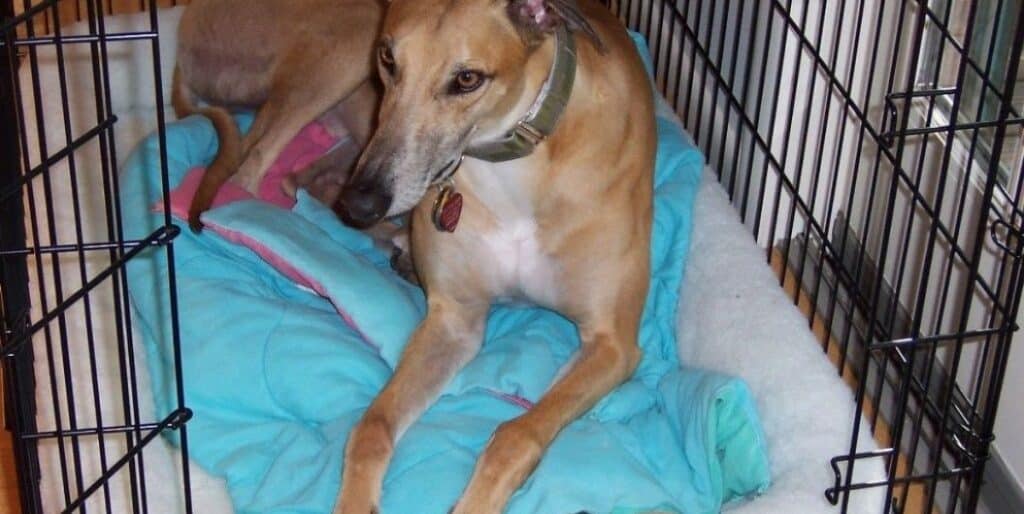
[506,0,606,52]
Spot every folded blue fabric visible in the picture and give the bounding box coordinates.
[122,34,770,514]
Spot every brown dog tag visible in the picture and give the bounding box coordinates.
[432,185,463,232]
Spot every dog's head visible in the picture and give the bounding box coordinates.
[336,0,602,228]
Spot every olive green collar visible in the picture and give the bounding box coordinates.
[464,26,577,162]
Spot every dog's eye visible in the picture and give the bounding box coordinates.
[450,70,486,94]
[379,44,396,74]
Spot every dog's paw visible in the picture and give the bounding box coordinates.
[333,502,379,514]
[187,212,205,234]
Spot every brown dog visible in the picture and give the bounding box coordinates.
[172,0,384,231]
[334,0,656,512]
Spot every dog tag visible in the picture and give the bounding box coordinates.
[432,185,463,233]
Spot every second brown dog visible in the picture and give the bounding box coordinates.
[172,0,383,231]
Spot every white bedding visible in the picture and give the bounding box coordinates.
[14,7,885,513]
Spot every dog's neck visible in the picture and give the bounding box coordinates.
[427,26,585,232]
[464,26,577,163]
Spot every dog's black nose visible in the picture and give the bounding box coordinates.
[337,182,392,228]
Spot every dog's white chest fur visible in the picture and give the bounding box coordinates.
[482,219,559,304]
[462,161,561,306]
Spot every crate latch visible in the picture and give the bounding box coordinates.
[991,218,1024,258]
[880,88,959,147]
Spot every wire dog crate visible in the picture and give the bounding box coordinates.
[2,0,1024,513]
[1,1,190,513]
[610,0,1024,512]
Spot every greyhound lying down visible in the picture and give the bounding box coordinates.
[173,0,661,512]
[173,0,418,279]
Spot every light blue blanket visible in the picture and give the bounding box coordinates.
[123,35,770,514]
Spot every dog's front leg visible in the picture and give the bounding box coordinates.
[232,87,345,194]
[451,322,642,514]
[188,71,351,226]
[335,298,488,514]
[232,45,373,195]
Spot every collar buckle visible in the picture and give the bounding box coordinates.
[462,25,577,163]
[514,120,546,146]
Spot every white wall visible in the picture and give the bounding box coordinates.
[992,309,1024,488]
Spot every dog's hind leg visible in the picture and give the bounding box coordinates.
[174,65,243,231]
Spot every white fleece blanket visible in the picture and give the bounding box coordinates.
[14,6,884,513]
